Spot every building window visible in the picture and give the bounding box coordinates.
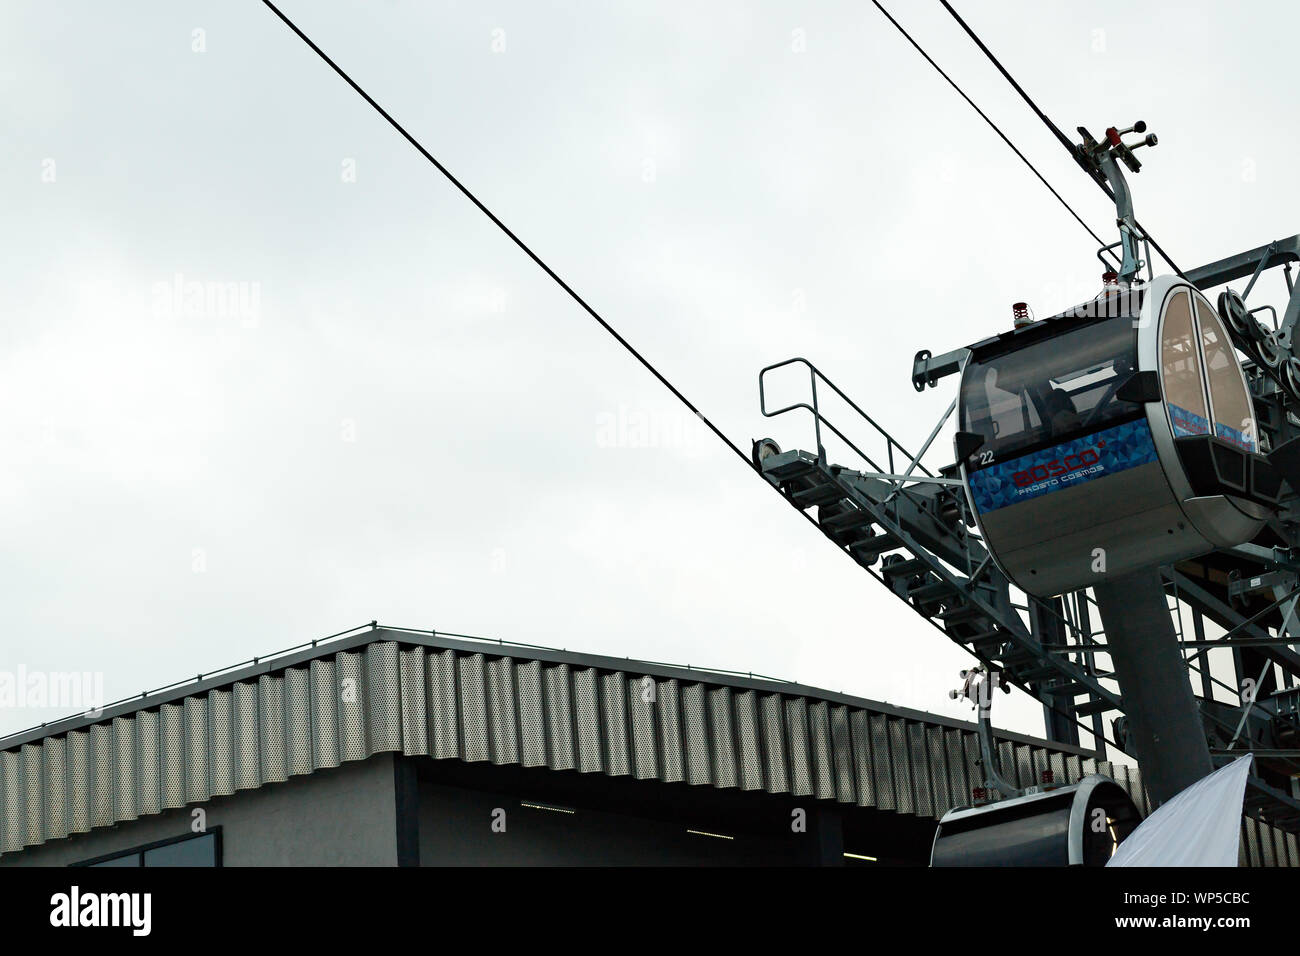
[74,829,221,867]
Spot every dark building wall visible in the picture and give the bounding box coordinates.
[1,755,398,867]
[410,755,907,866]
[417,779,818,865]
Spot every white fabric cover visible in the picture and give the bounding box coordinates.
[1107,754,1254,867]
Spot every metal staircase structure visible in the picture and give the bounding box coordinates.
[754,233,1300,836]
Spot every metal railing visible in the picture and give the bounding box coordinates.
[759,357,935,479]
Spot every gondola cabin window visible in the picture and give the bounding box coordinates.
[1160,290,1211,439]
[1194,295,1257,452]
[961,318,1139,464]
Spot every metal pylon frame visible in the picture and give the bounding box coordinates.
[754,237,1300,833]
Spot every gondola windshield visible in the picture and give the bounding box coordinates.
[1196,295,1256,452]
[961,317,1139,464]
[1160,290,1209,440]
[1159,288,1257,452]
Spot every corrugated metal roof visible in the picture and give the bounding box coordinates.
[2,626,1296,865]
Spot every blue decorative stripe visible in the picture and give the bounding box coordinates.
[1215,421,1257,453]
[968,418,1159,513]
[1169,403,1209,439]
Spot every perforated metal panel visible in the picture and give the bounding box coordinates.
[399,647,428,757]
[944,728,966,814]
[259,676,286,784]
[708,687,737,790]
[656,678,684,784]
[458,654,489,763]
[66,730,89,835]
[850,710,873,807]
[112,717,136,821]
[486,657,519,766]
[516,660,546,768]
[682,683,710,786]
[786,697,813,798]
[1065,753,1082,785]
[1125,765,1142,803]
[1261,821,1277,867]
[1049,752,1066,788]
[90,722,114,827]
[1263,822,1284,868]
[310,659,339,770]
[43,735,66,842]
[998,740,1018,790]
[208,689,233,798]
[160,704,185,809]
[544,664,574,771]
[183,696,209,804]
[869,714,894,811]
[1246,818,1261,867]
[1014,745,1033,791]
[761,694,788,794]
[232,682,260,792]
[427,649,459,761]
[573,667,602,774]
[1029,749,1050,790]
[627,676,658,781]
[1265,822,1281,867]
[908,724,933,818]
[283,668,313,776]
[888,719,913,814]
[136,710,160,817]
[1,750,20,852]
[925,726,949,816]
[1112,763,1132,811]
[600,673,630,777]
[366,643,402,755]
[23,744,43,845]
[808,702,836,801]
[733,691,763,792]
[962,732,982,802]
[829,705,855,804]
[337,652,368,762]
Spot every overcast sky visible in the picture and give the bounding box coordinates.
[3,0,1298,749]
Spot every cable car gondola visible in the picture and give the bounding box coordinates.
[930,775,1141,866]
[956,275,1283,598]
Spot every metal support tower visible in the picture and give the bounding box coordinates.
[1094,568,1214,803]
[753,223,1300,830]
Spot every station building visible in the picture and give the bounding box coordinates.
[1,625,1294,866]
